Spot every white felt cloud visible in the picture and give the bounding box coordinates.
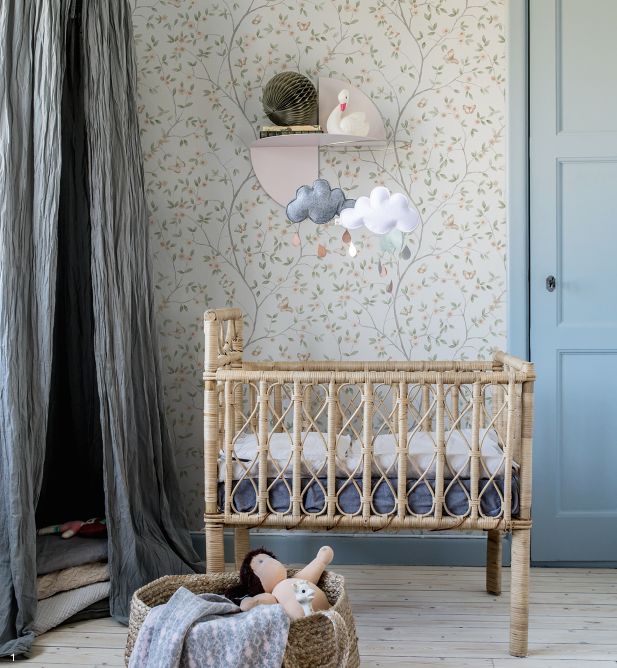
[338,186,421,235]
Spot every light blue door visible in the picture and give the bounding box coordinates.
[530,0,617,562]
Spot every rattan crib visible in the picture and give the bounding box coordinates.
[203,307,534,657]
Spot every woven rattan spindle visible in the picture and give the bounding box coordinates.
[421,383,432,431]
[327,379,338,520]
[397,381,408,520]
[493,383,505,445]
[486,529,503,595]
[391,384,399,435]
[234,527,251,569]
[362,380,374,520]
[231,318,244,434]
[433,379,445,520]
[510,376,534,657]
[519,379,534,520]
[205,523,224,574]
[250,384,258,430]
[303,384,312,431]
[503,377,516,522]
[203,311,225,572]
[258,380,270,517]
[292,380,303,518]
[224,380,235,517]
[451,384,459,425]
[273,383,283,433]
[470,381,482,522]
[203,312,221,518]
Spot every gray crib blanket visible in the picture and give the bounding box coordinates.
[129,587,289,668]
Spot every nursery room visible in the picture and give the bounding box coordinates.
[1,0,616,666]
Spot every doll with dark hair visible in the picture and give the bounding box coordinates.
[226,546,334,620]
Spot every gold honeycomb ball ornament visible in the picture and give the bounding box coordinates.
[262,72,318,126]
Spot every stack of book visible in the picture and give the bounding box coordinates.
[259,125,323,138]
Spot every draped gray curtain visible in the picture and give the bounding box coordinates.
[0,0,202,657]
[0,0,69,657]
[82,0,202,622]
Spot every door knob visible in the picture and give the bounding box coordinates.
[546,275,556,292]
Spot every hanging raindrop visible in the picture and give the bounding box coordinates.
[348,241,358,257]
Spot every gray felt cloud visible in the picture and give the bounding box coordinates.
[286,179,355,224]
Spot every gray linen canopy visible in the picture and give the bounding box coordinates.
[0,0,202,657]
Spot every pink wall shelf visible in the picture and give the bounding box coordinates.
[251,132,384,148]
[250,77,386,206]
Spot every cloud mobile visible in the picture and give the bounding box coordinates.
[339,186,421,235]
[287,181,421,257]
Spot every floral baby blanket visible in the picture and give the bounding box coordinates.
[129,587,289,668]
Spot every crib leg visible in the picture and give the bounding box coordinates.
[234,527,250,569]
[205,521,225,573]
[486,529,502,595]
[509,528,531,657]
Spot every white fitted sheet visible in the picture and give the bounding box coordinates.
[219,428,507,481]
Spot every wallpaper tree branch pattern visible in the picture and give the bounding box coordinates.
[132,0,506,524]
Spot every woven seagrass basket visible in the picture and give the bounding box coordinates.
[125,569,360,668]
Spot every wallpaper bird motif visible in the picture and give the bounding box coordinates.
[132,0,506,524]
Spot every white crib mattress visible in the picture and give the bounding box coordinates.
[218,428,508,481]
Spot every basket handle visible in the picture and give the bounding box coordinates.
[322,609,351,667]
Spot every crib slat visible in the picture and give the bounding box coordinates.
[470,382,482,521]
[231,318,244,434]
[327,380,337,520]
[451,385,459,425]
[503,377,516,522]
[273,384,283,433]
[362,380,374,519]
[520,381,534,519]
[258,380,269,517]
[292,380,302,518]
[434,381,445,520]
[204,379,220,516]
[397,382,408,520]
[422,384,432,431]
[224,380,235,516]
[250,385,257,430]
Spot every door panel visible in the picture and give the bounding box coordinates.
[558,0,617,132]
[559,160,617,326]
[530,0,617,561]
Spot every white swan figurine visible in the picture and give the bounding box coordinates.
[326,89,370,137]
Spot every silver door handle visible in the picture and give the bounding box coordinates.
[546,275,556,292]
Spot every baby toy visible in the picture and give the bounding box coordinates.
[38,517,107,539]
[226,546,333,620]
[292,579,315,617]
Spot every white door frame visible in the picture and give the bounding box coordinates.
[506,0,530,359]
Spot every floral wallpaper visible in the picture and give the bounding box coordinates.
[132,0,507,525]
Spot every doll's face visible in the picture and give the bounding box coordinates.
[250,553,287,593]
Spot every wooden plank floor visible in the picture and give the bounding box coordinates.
[28,566,617,667]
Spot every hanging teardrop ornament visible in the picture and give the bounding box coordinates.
[317,243,327,258]
[291,232,301,247]
[342,229,352,245]
[400,244,411,260]
[386,280,393,293]
[378,260,387,277]
[348,240,358,258]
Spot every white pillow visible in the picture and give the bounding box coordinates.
[218,431,352,482]
[363,428,506,478]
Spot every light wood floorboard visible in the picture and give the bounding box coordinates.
[27,566,617,667]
